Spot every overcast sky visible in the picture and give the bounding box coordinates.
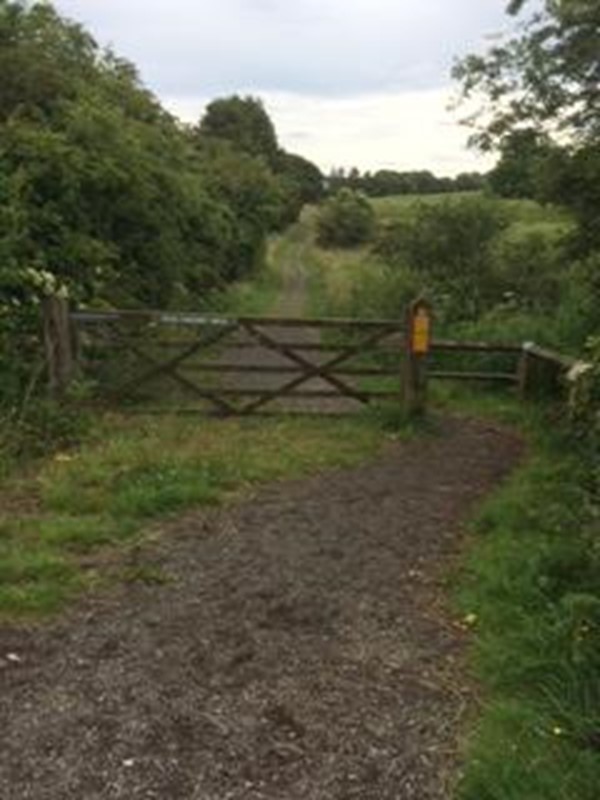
[54,0,516,175]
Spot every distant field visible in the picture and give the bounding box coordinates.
[306,190,578,345]
[371,191,574,236]
[372,191,483,221]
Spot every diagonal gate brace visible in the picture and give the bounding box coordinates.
[239,322,396,414]
[112,322,239,414]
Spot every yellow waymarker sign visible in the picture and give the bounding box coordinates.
[412,307,431,354]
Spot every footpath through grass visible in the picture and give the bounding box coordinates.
[438,391,600,800]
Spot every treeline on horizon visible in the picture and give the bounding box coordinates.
[325,166,487,197]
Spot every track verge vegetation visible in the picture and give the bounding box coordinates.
[447,394,600,800]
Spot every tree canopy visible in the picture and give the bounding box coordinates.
[326,167,487,198]
[316,189,376,248]
[199,96,280,166]
[0,2,322,309]
[0,0,322,404]
[454,0,600,252]
[454,0,600,149]
[195,96,323,227]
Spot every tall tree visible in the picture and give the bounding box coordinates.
[198,95,279,166]
[273,151,324,224]
[197,96,323,228]
[488,128,555,198]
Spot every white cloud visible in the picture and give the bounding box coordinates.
[166,88,495,176]
[56,0,510,96]
[54,0,508,174]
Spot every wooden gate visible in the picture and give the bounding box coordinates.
[43,298,570,416]
[68,308,406,415]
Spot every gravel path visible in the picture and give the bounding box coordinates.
[0,417,522,799]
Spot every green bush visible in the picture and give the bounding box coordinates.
[316,189,376,248]
[554,252,600,349]
[375,197,507,322]
[337,260,419,321]
[491,223,566,313]
[0,393,93,476]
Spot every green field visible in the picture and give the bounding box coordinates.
[372,191,571,226]
[308,191,585,353]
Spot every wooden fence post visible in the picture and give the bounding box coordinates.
[42,295,75,395]
[517,342,576,400]
[517,342,535,399]
[402,298,432,417]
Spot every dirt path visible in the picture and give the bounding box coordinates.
[0,417,522,799]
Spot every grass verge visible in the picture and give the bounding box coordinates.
[447,393,600,800]
[0,413,394,619]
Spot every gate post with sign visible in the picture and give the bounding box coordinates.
[402,298,432,417]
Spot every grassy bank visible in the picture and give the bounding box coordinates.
[438,392,600,800]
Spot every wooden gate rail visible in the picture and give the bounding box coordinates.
[429,370,517,384]
[148,363,401,377]
[432,339,522,354]
[166,388,403,400]
[517,342,580,399]
[69,309,404,414]
[115,329,240,414]
[40,302,583,412]
[238,320,397,412]
[429,339,522,386]
[70,310,404,329]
